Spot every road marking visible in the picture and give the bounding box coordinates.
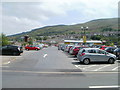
[43,54,47,58]
[93,65,111,71]
[0,66,9,68]
[112,66,120,71]
[2,70,120,74]
[75,65,83,69]
[82,65,96,70]
[89,85,120,88]
[3,61,11,65]
[116,60,120,62]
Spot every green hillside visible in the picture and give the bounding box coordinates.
[8,18,118,39]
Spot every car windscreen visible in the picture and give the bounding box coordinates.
[114,48,120,52]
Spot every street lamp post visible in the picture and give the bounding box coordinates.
[81,26,88,45]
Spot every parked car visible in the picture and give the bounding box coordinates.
[0,45,23,55]
[113,48,120,59]
[58,44,63,50]
[61,44,65,51]
[99,46,111,50]
[105,47,117,54]
[68,45,74,53]
[77,48,116,64]
[43,44,48,48]
[90,45,102,48]
[71,46,88,57]
[64,45,74,52]
[69,45,80,55]
[25,45,40,51]
[70,46,87,57]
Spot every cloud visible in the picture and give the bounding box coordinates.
[1,0,119,35]
[2,15,43,35]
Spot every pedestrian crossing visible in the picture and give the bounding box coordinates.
[74,62,120,72]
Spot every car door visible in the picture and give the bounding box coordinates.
[33,46,36,50]
[97,50,108,62]
[7,46,14,55]
[2,46,8,55]
[29,45,33,50]
[87,49,98,62]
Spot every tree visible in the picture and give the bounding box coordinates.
[90,35,101,40]
[43,36,48,40]
[0,33,10,46]
[28,37,33,45]
[102,28,113,32]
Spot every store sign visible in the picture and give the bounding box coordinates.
[65,42,70,44]
[83,36,86,43]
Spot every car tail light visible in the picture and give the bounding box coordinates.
[80,53,85,56]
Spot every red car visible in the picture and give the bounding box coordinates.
[25,45,40,51]
[99,46,111,50]
[72,46,88,56]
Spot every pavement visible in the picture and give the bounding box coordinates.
[0,56,17,65]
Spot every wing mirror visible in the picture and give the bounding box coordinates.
[105,52,109,55]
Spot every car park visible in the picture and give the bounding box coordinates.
[0,45,23,55]
[77,48,116,65]
[25,45,40,51]
[113,48,120,59]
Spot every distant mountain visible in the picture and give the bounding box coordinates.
[8,18,118,39]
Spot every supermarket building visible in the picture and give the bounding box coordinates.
[64,40,104,45]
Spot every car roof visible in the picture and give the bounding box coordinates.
[106,47,116,48]
[82,48,100,50]
[102,46,110,47]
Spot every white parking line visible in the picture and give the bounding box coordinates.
[75,65,83,69]
[112,66,120,71]
[89,85,120,88]
[116,60,120,62]
[82,65,96,70]
[43,54,48,58]
[93,65,111,71]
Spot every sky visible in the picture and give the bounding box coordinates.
[1,0,119,35]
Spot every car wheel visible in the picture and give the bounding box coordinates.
[13,52,17,56]
[26,49,29,51]
[83,58,90,65]
[108,58,115,64]
[35,49,38,51]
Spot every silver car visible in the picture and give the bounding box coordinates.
[64,44,74,52]
[77,48,116,65]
